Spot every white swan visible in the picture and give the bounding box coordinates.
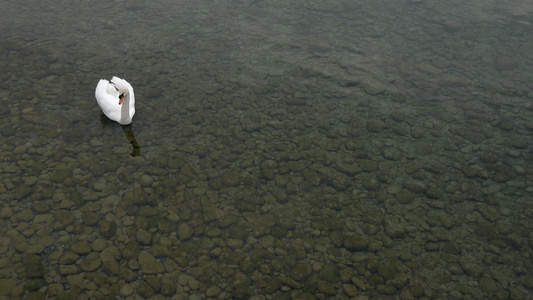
[95,76,135,125]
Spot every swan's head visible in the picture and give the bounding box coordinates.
[118,87,129,105]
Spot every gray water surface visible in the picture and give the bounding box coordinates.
[1,0,532,299]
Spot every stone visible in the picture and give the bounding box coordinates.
[335,163,362,176]
[177,223,193,241]
[52,169,72,183]
[364,82,386,95]
[59,252,80,265]
[121,240,140,259]
[99,220,117,238]
[119,283,134,297]
[91,239,108,252]
[146,276,162,292]
[66,274,83,286]
[0,278,17,296]
[317,167,350,191]
[0,207,14,219]
[178,274,199,289]
[203,206,222,222]
[16,208,34,222]
[118,267,138,282]
[404,181,427,194]
[158,219,177,233]
[357,159,378,172]
[343,236,369,251]
[24,166,39,181]
[58,265,79,276]
[509,286,525,299]
[421,253,439,269]
[302,169,322,186]
[318,281,336,295]
[136,229,153,246]
[397,189,414,204]
[222,170,241,187]
[425,186,441,199]
[138,283,155,298]
[232,285,253,300]
[265,278,283,294]
[140,175,154,187]
[33,214,53,224]
[206,285,221,297]
[343,284,358,297]
[71,241,91,255]
[26,278,46,291]
[161,280,176,296]
[102,260,120,275]
[476,204,499,222]
[495,55,518,71]
[53,210,75,230]
[291,261,312,281]
[93,181,107,191]
[25,255,46,278]
[479,276,498,292]
[504,234,523,250]
[409,283,425,297]
[80,255,101,272]
[82,212,101,226]
[230,226,249,241]
[462,263,483,278]
[256,236,275,249]
[13,145,27,154]
[320,264,340,282]
[138,250,164,274]
[329,231,344,247]
[227,239,244,250]
[254,214,275,227]
[26,244,45,255]
[384,221,407,238]
[390,111,406,122]
[14,184,31,199]
[101,195,121,208]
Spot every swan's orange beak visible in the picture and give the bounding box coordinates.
[118,94,124,105]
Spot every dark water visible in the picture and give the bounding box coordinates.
[1,0,532,299]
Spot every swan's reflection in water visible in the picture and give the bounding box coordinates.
[121,124,140,157]
[99,113,141,157]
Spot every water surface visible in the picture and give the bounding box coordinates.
[1,0,532,299]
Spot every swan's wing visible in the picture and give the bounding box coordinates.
[95,79,121,122]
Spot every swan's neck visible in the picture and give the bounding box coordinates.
[120,93,131,124]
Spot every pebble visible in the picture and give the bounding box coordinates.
[70,241,91,255]
[79,254,101,272]
[119,283,134,297]
[206,285,221,297]
[16,209,34,222]
[291,262,312,281]
[138,251,164,274]
[91,239,108,252]
[140,174,154,187]
[343,236,369,251]
[177,223,193,241]
[0,207,13,219]
[178,274,199,289]
[59,252,79,265]
[227,239,244,249]
[136,229,153,246]
[479,276,498,292]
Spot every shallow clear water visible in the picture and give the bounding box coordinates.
[1,0,532,299]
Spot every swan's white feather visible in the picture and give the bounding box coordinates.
[95,76,135,125]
